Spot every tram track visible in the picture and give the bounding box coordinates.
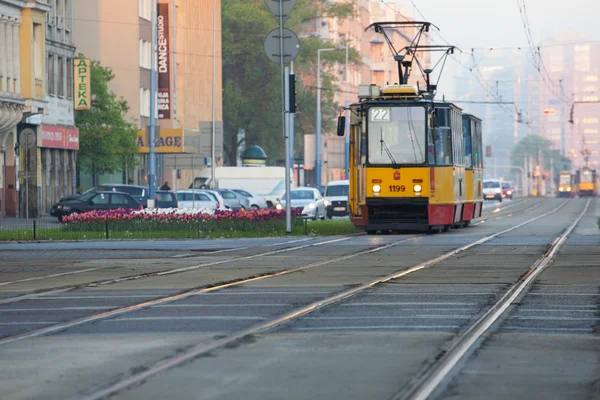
[0,198,539,305]
[391,197,592,400]
[71,198,576,400]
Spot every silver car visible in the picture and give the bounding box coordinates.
[277,187,326,220]
[232,189,268,209]
[217,189,250,211]
[176,190,219,210]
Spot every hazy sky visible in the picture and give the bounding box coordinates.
[399,0,600,49]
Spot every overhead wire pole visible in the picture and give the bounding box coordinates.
[148,0,157,207]
[344,42,350,180]
[279,0,291,232]
[211,0,217,188]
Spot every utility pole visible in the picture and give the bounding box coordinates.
[211,0,217,188]
[148,0,157,207]
[560,78,565,157]
[344,42,350,180]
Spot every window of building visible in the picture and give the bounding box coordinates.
[373,71,384,87]
[140,88,150,117]
[139,0,151,21]
[583,96,599,102]
[33,23,44,79]
[575,45,590,52]
[584,75,598,82]
[66,58,73,99]
[583,118,599,124]
[47,54,55,96]
[584,129,598,134]
[57,57,65,97]
[139,40,151,69]
[586,140,598,144]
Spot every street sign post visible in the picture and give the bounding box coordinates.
[263,28,300,64]
[263,0,300,234]
[264,0,296,24]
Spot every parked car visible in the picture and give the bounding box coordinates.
[217,189,250,211]
[323,179,349,219]
[277,187,326,220]
[50,191,141,221]
[200,190,228,210]
[176,190,220,210]
[154,190,178,208]
[483,179,503,202]
[60,184,149,207]
[231,189,268,209]
[501,181,514,200]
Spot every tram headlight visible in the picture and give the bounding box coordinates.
[372,185,381,193]
[559,187,564,192]
[567,187,571,192]
[413,184,422,192]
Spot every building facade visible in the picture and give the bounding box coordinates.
[0,0,49,217]
[540,33,600,170]
[74,0,223,191]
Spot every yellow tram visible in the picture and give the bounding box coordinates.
[339,84,481,233]
[336,21,483,233]
[575,167,598,197]
[557,170,574,198]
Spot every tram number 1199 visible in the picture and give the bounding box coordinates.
[389,185,405,192]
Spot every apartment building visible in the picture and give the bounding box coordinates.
[0,0,49,217]
[75,0,223,190]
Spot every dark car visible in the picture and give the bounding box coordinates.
[154,190,178,208]
[50,191,142,221]
[60,184,149,206]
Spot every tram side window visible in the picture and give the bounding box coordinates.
[463,119,472,169]
[434,109,453,166]
[475,121,483,169]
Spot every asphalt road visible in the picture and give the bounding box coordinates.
[0,197,598,400]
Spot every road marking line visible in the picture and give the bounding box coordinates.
[105,316,267,321]
[503,327,597,333]
[0,268,102,287]
[342,302,479,306]
[0,307,116,312]
[154,304,290,307]
[293,325,462,331]
[79,200,571,400]
[0,236,419,347]
[0,322,58,325]
[0,237,348,303]
[509,316,600,321]
[302,315,472,320]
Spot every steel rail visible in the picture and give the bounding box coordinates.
[0,236,353,305]
[79,199,571,400]
[394,198,591,400]
[0,235,422,346]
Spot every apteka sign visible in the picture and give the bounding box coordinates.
[74,59,91,110]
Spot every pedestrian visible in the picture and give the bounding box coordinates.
[160,181,171,190]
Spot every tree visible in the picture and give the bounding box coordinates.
[221,0,360,165]
[510,134,572,182]
[75,56,139,185]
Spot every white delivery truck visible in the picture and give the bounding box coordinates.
[190,167,294,208]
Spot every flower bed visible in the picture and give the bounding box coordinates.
[61,208,304,236]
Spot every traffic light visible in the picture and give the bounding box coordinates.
[289,74,296,113]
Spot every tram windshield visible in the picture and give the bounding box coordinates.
[581,170,593,183]
[367,106,426,165]
[559,174,571,185]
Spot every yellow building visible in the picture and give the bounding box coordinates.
[0,0,49,217]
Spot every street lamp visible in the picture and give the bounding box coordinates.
[316,45,344,191]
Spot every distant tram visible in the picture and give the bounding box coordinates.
[557,170,573,198]
[575,167,598,197]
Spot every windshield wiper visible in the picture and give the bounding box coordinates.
[380,127,399,168]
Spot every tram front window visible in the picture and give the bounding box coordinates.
[582,171,593,183]
[559,175,571,185]
[368,106,426,165]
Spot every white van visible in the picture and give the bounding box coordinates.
[483,179,503,202]
[324,180,349,218]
